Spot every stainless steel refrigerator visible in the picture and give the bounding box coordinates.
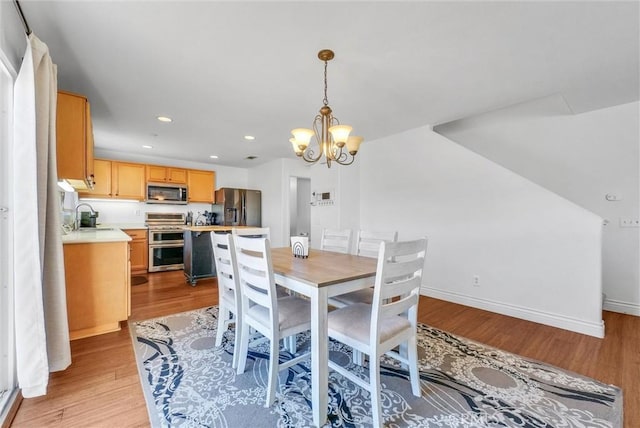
[215,188,262,226]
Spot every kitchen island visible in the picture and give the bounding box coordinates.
[62,228,131,339]
[182,225,257,285]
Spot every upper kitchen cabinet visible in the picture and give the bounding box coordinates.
[187,170,215,203]
[78,159,111,198]
[147,165,187,184]
[79,159,145,201]
[112,162,146,200]
[56,91,95,190]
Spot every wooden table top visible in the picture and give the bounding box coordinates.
[270,247,377,288]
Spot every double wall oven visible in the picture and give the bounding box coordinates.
[145,212,185,272]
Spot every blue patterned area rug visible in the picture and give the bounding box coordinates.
[130,306,622,427]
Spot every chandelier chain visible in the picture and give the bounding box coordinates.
[322,60,329,106]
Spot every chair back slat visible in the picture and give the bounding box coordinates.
[232,227,270,239]
[356,230,398,258]
[320,228,352,254]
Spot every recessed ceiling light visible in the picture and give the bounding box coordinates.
[157,116,173,123]
[142,145,153,149]
[244,135,255,141]
[209,155,218,159]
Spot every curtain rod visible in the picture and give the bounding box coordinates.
[13,0,32,35]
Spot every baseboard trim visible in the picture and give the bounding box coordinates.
[421,286,605,338]
[603,298,640,316]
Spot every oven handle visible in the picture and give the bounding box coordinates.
[149,242,185,248]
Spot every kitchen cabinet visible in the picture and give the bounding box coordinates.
[63,240,130,340]
[187,170,215,203]
[78,159,111,198]
[56,90,95,189]
[112,162,146,200]
[124,228,148,275]
[79,160,146,201]
[147,165,187,184]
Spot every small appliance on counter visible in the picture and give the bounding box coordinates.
[80,211,99,228]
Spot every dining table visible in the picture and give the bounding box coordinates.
[270,246,378,427]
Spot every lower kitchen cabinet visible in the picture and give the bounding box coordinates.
[124,228,148,275]
[63,241,130,340]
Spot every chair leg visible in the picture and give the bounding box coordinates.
[408,336,421,397]
[231,316,241,370]
[369,354,383,428]
[352,349,364,366]
[398,342,408,370]
[236,319,250,375]
[265,335,280,407]
[215,304,229,347]
[284,335,297,354]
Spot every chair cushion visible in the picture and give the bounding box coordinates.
[246,296,310,331]
[328,303,411,345]
[330,288,374,306]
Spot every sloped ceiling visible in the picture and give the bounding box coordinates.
[19,1,640,167]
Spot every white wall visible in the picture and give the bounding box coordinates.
[247,159,286,247]
[308,161,360,250]
[359,126,605,337]
[435,98,640,315]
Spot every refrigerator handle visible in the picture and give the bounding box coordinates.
[241,192,246,225]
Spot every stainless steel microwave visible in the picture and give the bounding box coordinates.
[146,183,188,204]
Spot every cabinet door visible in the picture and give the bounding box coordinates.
[146,165,168,182]
[57,91,89,184]
[187,170,215,203]
[85,101,95,186]
[78,159,111,198]
[124,229,148,275]
[112,162,146,200]
[167,168,187,184]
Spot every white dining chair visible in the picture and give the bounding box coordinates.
[233,235,312,408]
[328,229,398,308]
[232,227,270,239]
[211,232,243,369]
[320,228,352,254]
[327,237,427,427]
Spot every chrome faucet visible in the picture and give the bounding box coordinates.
[74,202,96,230]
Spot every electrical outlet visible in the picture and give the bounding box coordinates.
[134,209,141,216]
[619,218,640,228]
[473,275,480,287]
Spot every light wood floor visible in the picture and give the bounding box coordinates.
[10,270,638,427]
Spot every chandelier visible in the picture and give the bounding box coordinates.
[289,49,363,168]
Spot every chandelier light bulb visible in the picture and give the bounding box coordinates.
[346,136,363,155]
[328,124,352,147]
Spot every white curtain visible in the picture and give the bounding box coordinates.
[13,33,70,398]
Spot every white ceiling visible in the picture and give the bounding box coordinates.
[20,1,640,168]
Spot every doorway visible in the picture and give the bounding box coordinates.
[289,177,311,242]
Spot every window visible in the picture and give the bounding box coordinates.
[0,51,17,421]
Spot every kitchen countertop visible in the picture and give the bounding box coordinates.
[62,227,132,244]
[99,223,147,230]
